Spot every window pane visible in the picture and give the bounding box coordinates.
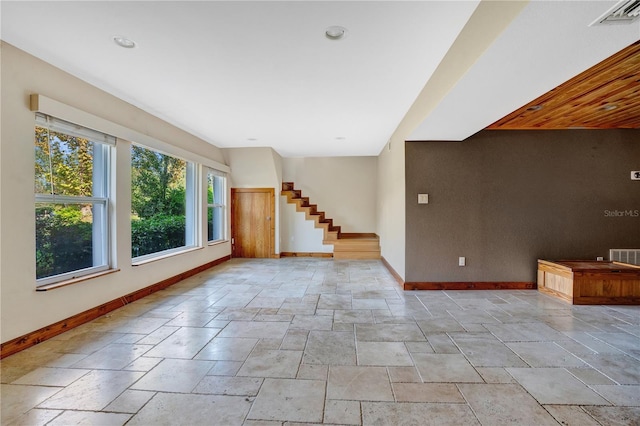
[36,202,105,279]
[131,145,190,258]
[208,206,224,242]
[215,176,225,205]
[35,118,110,286]
[35,126,95,196]
[207,174,214,204]
[206,171,226,243]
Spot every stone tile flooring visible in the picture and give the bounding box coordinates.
[2,258,640,425]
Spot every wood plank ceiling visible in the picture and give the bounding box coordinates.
[488,40,640,130]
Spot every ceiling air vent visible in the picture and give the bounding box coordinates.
[590,0,640,25]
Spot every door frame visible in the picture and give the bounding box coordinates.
[230,188,276,258]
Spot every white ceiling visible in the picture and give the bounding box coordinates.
[1,1,639,157]
[409,0,640,141]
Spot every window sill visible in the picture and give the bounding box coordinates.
[36,268,120,291]
[208,239,230,247]
[132,246,203,267]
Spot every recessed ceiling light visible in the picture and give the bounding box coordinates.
[526,105,543,111]
[600,104,618,111]
[247,138,258,142]
[325,26,347,41]
[335,136,346,140]
[113,36,136,49]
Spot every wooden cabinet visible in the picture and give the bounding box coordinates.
[537,260,640,305]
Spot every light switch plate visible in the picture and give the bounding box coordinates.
[418,194,429,204]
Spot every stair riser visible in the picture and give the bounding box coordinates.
[334,252,381,260]
[334,246,380,252]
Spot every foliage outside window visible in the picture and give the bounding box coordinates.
[35,115,112,285]
[207,170,226,243]
[131,145,196,260]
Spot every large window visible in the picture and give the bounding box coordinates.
[207,169,226,243]
[131,145,196,260]
[35,114,113,285]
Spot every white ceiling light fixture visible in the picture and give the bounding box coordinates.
[325,26,347,40]
[113,36,136,48]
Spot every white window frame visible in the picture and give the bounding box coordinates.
[130,144,199,263]
[35,114,113,287]
[206,168,227,243]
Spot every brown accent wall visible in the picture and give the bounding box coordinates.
[405,129,640,283]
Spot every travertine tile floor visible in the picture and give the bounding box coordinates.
[2,258,640,425]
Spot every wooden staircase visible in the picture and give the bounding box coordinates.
[281,182,380,260]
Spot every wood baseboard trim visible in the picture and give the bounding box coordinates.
[0,255,231,359]
[404,281,536,291]
[280,252,333,258]
[381,256,404,287]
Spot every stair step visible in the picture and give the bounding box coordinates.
[282,182,295,191]
[286,181,381,251]
[308,211,325,222]
[320,218,333,227]
[323,231,340,241]
[332,235,379,256]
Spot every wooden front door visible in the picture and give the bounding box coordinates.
[231,188,274,258]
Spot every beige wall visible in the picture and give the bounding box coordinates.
[223,147,282,189]
[223,154,378,254]
[282,157,377,233]
[222,147,282,254]
[1,43,231,343]
[376,141,406,279]
[280,157,377,254]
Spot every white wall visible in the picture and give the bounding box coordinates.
[376,141,406,279]
[0,43,231,343]
[282,157,377,233]
[279,198,333,253]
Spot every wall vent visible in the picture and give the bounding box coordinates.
[591,0,640,25]
[610,249,640,265]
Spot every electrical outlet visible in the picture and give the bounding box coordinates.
[458,257,466,267]
[597,256,604,261]
[632,171,640,180]
[418,194,429,204]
